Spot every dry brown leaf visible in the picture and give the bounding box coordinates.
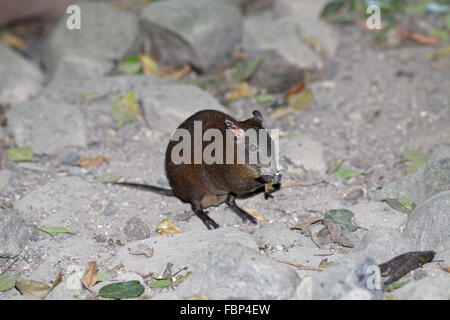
[171,65,191,80]
[184,293,208,300]
[291,217,323,230]
[280,180,301,189]
[397,27,438,46]
[76,155,110,168]
[318,259,332,269]
[442,267,450,273]
[156,219,182,236]
[1,32,26,50]
[243,207,268,222]
[228,82,255,102]
[284,82,305,99]
[82,261,98,289]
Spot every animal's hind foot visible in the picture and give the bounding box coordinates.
[226,195,257,224]
[191,204,220,230]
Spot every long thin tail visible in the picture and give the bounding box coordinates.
[111,182,174,196]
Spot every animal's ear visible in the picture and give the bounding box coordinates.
[252,110,263,123]
[224,119,243,138]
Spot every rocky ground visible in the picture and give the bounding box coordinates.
[0,0,449,300]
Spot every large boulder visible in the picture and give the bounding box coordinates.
[42,1,139,78]
[0,43,44,105]
[140,0,242,72]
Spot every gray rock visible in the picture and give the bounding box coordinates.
[175,241,300,299]
[6,96,87,155]
[42,1,139,78]
[0,42,44,105]
[392,276,450,300]
[405,191,450,251]
[140,83,226,132]
[15,176,98,224]
[351,201,408,230]
[243,15,321,92]
[347,226,413,264]
[372,157,450,206]
[252,221,316,249]
[118,227,300,299]
[141,0,242,71]
[60,151,80,166]
[274,0,329,19]
[0,170,12,193]
[0,208,30,258]
[280,134,327,180]
[124,217,151,240]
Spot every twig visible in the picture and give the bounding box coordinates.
[0,254,21,276]
[274,258,324,271]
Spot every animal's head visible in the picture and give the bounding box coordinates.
[224,111,281,185]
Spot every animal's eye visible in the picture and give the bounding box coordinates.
[249,143,258,152]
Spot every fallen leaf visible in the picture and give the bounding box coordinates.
[97,271,108,282]
[322,219,357,248]
[255,94,275,104]
[184,293,208,300]
[427,45,450,60]
[379,251,435,285]
[232,56,264,82]
[397,27,438,45]
[98,280,144,299]
[37,225,77,237]
[323,209,360,232]
[1,32,26,50]
[402,149,429,174]
[280,180,301,189]
[117,55,141,74]
[16,280,51,299]
[243,207,268,222]
[171,65,191,80]
[326,158,344,174]
[318,259,332,269]
[384,197,416,213]
[335,167,361,179]
[111,91,139,126]
[284,82,305,99]
[128,245,153,257]
[139,54,159,75]
[288,88,314,111]
[77,155,110,168]
[228,82,255,102]
[98,173,121,183]
[384,281,410,292]
[291,217,323,230]
[0,273,21,292]
[82,261,98,289]
[156,219,182,236]
[442,267,450,273]
[7,148,35,162]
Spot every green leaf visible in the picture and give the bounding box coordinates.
[385,281,409,292]
[0,273,21,292]
[324,209,360,232]
[288,88,314,111]
[398,195,416,212]
[335,167,361,179]
[326,158,344,174]
[384,197,416,213]
[15,280,51,299]
[149,278,171,288]
[98,280,144,299]
[428,27,449,43]
[117,55,141,74]
[37,226,77,237]
[7,148,35,162]
[402,149,429,174]
[406,1,430,14]
[111,91,139,126]
[78,91,104,101]
[321,0,346,18]
[445,13,450,30]
[96,271,108,282]
[255,94,275,104]
[232,57,264,82]
[98,173,121,183]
